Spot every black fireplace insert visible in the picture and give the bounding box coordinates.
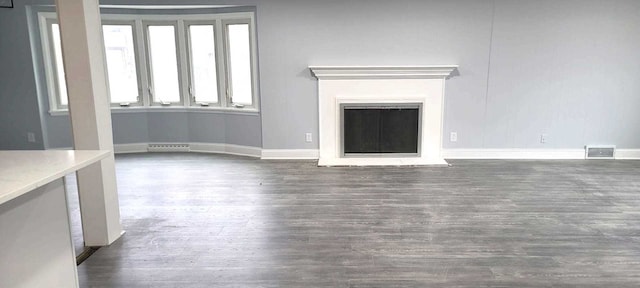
[341,103,421,156]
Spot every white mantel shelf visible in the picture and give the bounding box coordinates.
[309,65,459,80]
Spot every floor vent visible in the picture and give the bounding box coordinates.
[147,143,190,152]
[585,145,615,159]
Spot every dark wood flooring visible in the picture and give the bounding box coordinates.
[68,153,640,287]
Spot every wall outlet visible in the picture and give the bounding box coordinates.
[27,132,36,143]
[540,134,548,144]
[305,133,313,143]
[450,132,458,142]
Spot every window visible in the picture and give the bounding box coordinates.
[39,12,258,113]
[187,24,219,105]
[146,24,182,105]
[102,24,140,106]
[50,23,69,108]
[225,22,253,107]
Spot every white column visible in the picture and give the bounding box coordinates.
[55,0,123,246]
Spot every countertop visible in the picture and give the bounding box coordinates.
[0,150,110,205]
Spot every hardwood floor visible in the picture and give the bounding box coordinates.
[69,153,640,287]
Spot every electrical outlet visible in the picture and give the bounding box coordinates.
[450,132,458,142]
[27,132,36,143]
[540,134,548,144]
[305,133,313,143]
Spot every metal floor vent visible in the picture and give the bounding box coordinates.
[585,145,615,159]
[147,143,190,152]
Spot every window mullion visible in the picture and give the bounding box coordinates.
[177,20,190,107]
[216,19,228,108]
[135,19,151,107]
[185,23,195,106]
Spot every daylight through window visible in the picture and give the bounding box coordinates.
[39,12,257,112]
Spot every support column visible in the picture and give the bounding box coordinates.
[55,0,123,246]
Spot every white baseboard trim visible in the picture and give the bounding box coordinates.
[49,147,72,150]
[111,142,261,158]
[261,149,319,160]
[442,149,586,160]
[189,143,262,158]
[49,146,640,160]
[615,149,640,160]
[113,143,148,154]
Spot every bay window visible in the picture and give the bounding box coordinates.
[38,12,258,113]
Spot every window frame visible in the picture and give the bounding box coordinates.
[101,20,144,108]
[143,21,185,106]
[184,20,224,108]
[38,11,259,114]
[39,14,68,111]
[222,18,259,110]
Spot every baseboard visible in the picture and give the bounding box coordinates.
[261,149,319,160]
[46,146,640,160]
[615,149,640,160]
[49,147,72,150]
[111,142,261,158]
[189,143,262,158]
[442,149,586,160]
[113,143,147,154]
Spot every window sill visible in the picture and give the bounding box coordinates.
[48,106,260,116]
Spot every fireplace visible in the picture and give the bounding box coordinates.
[310,66,458,166]
[342,103,421,156]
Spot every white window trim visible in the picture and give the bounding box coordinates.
[49,106,259,116]
[38,11,259,114]
[143,20,185,106]
[38,12,66,112]
[102,20,145,108]
[184,20,223,108]
[222,18,260,110]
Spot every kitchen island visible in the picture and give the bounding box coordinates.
[0,150,109,288]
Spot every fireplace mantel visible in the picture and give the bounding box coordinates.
[310,65,459,166]
[309,66,458,80]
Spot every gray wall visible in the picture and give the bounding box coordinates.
[0,4,45,149]
[23,3,263,149]
[46,112,261,148]
[255,0,640,149]
[481,0,640,149]
[2,0,640,151]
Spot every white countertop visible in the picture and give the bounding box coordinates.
[0,150,110,205]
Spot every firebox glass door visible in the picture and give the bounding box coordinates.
[342,104,420,156]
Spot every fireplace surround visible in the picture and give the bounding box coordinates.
[310,66,458,166]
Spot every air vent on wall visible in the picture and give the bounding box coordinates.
[585,145,615,159]
[147,143,190,152]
